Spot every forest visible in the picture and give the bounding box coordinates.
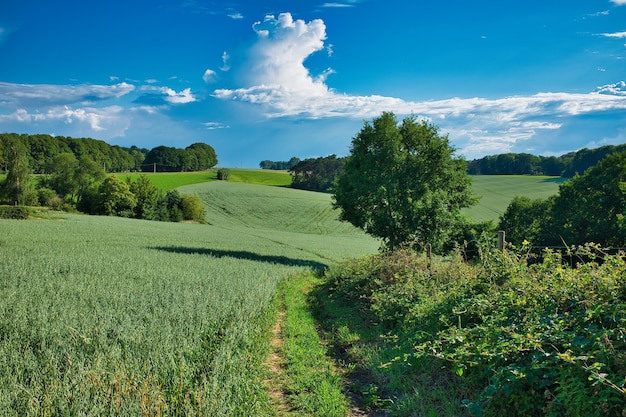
[0,133,217,173]
[263,143,626,187]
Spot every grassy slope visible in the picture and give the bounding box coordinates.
[0,178,377,415]
[464,175,565,222]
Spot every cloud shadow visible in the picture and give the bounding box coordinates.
[150,246,327,270]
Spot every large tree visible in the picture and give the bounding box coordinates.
[546,150,626,247]
[0,135,36,205]
[333,112,475,251]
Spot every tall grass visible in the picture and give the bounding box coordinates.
[0,180,378,415]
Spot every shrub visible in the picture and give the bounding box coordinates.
[37,187,58,207]
[181,194,206,222]
[217,168,230,181]
[325,243,626,416]
[0,206,29,219]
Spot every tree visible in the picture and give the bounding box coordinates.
[546,151,626,246]
[0,135,36,205]
[97,176,137,217]
[333,112,475,251]
[498,196,554,246]
[290,155,344,192]
[129,175,161,220]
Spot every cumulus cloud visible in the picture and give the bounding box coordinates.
[610,0,626,5]
[203,69,217,83]
[212,12,626,157]
[245,13,329,94]
[594,81,626,95]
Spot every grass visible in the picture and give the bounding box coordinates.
[115,171,217,191]
[464,175,565,222]
[0,179,378,415]
[270,274,349,416]
[227,169,292,187]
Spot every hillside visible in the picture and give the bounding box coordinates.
[464,175,565,221]
[0,181,377,415]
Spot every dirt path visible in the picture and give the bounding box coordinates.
[264,294,386,417]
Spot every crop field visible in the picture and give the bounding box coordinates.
[115,171,217,191]
[463,175,565,221]
[0,182,378,415]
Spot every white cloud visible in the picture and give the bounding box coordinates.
[321,0,361,7]
[220,51,231,72]
[0,82,135,107]
[243,13,329,94]
[594,80,626,95]
[140,86,196,104]
[610,0,626,5]
[600,31,626,38]
[0,105,131,137]
[203,69,217,83]
[212,12,626,157]
[228,12,244,20]
[203,121,229,129]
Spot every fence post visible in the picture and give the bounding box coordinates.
[497,230,506,251]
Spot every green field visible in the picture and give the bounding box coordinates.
[117,171,563,223]
[464,175,565,222]
[0,181,378,415]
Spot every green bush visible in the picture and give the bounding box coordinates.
[0,205,29,219]
[217,168,230,181]
[325,243,626,416]
[37,187,57,207]
[181,194,206,222]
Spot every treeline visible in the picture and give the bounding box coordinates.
[0,135,206,222]
[467,144,626,176]
[265,144,626,195]
[0,133,217,174]
[259,157,300,170]
[289,155,344,193]
[498,149,626,248]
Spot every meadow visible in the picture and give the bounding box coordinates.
[0,170,567,415]
[464,175,565,221]
[0,181,377,416]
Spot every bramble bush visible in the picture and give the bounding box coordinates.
[326,240,626,416]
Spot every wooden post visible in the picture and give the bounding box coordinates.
[497,230,506,251]
[426,243,432,272]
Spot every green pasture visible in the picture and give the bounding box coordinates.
[115,169,291,191]
[464,175,565,222]
[227,169,292,187]
[0,181,378,415]
[115,171,216,191]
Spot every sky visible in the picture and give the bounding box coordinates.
[1,0,625,168]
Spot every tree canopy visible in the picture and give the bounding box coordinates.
[333,112,476,251]
[498,150,626,247]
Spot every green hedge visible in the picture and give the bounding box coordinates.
[0,206,29,219]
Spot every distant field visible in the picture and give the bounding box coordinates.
[115,171,216,191]
[227,169,292,187]
[115,169,290,191]
[464,175,566,222]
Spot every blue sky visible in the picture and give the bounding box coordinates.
[1,0,625,167]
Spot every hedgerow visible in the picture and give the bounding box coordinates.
[0,205,29,219]
[325,241,626,416]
